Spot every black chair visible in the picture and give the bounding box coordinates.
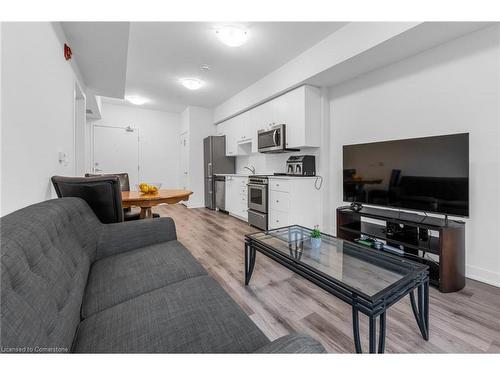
[85,173,159,220]
[51,175,124,223]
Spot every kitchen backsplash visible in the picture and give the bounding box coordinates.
[235,149,320,175]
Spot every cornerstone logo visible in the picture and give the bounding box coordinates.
[1,346,69,353]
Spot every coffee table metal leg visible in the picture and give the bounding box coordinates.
[378,312,386,353]
[352,307,362,353]
[245,243,256,285]
[423,280,429,340]
[353,308,387,354]
[410,280,430,341]
[369,316,377,353]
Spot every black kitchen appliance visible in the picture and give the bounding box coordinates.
[286,155,316,176]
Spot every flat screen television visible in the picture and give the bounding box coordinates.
[342,133,469,217]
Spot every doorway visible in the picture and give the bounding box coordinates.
[180,132,189,190]
[92,125,140,187]
[74,82,86,175]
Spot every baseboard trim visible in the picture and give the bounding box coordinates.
[466,265,500,287]
[183,203,205,209]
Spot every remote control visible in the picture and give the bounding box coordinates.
[383,244,405,256]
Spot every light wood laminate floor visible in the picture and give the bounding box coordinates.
[154,204,500,353]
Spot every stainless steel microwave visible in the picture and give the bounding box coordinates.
[257,124,298,153]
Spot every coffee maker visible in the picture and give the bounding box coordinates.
[286,155,316,176]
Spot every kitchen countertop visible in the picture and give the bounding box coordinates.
[214,173,319,179]
[214,174,252,177]
[268,175,319,179]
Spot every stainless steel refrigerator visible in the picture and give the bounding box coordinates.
[204,136,235,209]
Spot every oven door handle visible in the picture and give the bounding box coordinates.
[247,183,266,188]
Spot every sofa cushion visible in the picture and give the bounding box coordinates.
[73,275,270,353]
[82,240,207,318]
[254,333,326,353]
[0,198,100,352]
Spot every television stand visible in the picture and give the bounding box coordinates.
[337,205,465,293]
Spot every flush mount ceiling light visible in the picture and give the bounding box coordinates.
[180,78,204,90]
[215,26,248,47]
[125,95,148,105]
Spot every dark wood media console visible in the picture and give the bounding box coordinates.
[336,206,465,293]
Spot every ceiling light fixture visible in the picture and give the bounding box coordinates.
[215,26,248,47]
[180,78,203,90]
[125,95,148,105]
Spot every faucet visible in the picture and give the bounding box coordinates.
[244,165,256,174]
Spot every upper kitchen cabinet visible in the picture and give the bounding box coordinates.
[249,101,272,153]
[272,85,321,148]
[222,117,239,156]
[236,111,252,142]
[216,84,321,154]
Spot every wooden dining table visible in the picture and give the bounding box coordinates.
[121,189,193,219]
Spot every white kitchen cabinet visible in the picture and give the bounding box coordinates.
[273,85,321,148]
[223,117,238,156]
[249,101,273,153]
[216,122,225,136]
[225,176,238,214]
[268,177,322,230]
[236,111,252,143]
[216,85,321,154]
[225,176,248,221]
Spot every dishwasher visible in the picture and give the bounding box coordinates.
[215,176,227,212]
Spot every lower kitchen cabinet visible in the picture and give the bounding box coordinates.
[268,177,321,230]
[225,176,248,221]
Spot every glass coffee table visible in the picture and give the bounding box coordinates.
[244,225,429,353]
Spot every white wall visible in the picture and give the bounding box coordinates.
[91,102,181,189]
[328,25,500,286]
[1,22,82,216]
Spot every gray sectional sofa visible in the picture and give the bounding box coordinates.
[1,198,325,353]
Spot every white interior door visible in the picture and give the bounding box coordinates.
[180,132,189,190]
[93,125,139,188]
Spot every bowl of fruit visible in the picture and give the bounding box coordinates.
[137,182,162,195]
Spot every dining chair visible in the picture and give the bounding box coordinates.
[51,175,124,223]
[85,173,159,220]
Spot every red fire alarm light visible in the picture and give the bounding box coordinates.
[64,43,72,61]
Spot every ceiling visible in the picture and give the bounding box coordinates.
[60,22,130,98]
[102,22,346,112]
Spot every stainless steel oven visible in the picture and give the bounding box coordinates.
[247,176,268,230]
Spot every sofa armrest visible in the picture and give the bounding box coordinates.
[254,334,326,354]
[96,217,177,260]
